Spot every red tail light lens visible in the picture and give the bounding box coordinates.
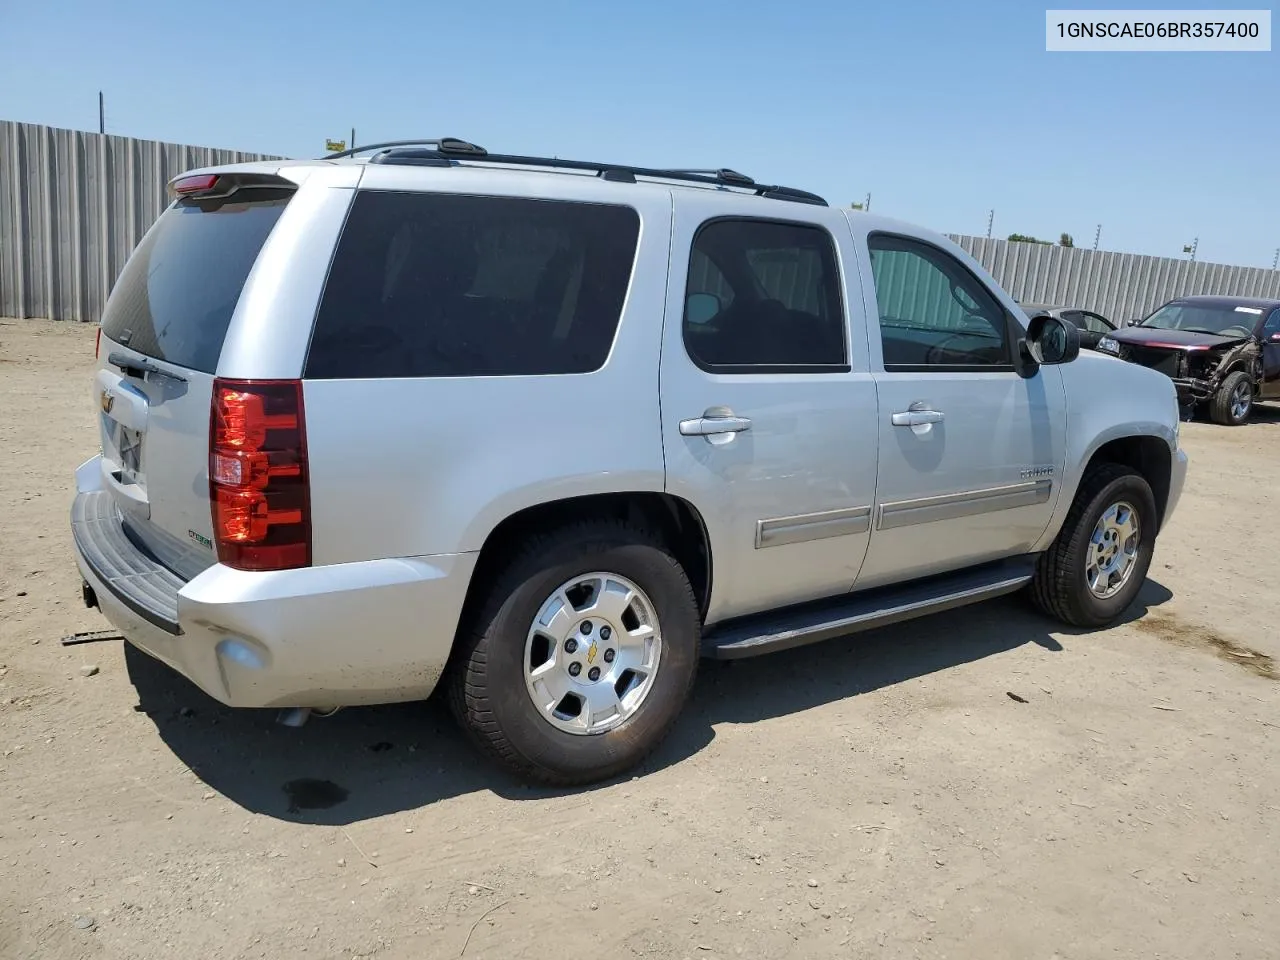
[210,379,311,571]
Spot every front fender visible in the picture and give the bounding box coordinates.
[1031,352,1179,552]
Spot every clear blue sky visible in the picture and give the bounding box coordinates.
[2,0,1277,266]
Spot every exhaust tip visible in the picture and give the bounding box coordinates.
[276,707,312,728]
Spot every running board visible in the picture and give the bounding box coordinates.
[702,557,1038,660]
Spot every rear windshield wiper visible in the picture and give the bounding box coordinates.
[106,351,188,383]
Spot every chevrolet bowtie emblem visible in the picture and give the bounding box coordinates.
[100,389,114,414]
[586,640,598,665]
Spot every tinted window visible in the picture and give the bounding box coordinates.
[1063,310,1111,334]
[867,234,1011,367]
[99,190,292,373]
[682,219,846,371]
[306,192,639,378]
[1078,311,1112,334]
[1262,309,1280,334]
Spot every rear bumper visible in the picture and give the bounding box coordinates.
[71,460,476,709]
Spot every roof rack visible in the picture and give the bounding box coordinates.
[322,138,488,160]
[319,138,827,206]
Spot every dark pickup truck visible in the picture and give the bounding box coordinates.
[1096,295,1280,425]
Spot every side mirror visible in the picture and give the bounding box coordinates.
[1124,318,1141,327]
[1024,313,1081,366]
[1269,331,1280,343]
[685,292,722,325]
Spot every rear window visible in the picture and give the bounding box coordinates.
[305,192,641,379]
[100,189,292,373]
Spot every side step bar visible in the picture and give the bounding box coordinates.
[702,557,1037,660]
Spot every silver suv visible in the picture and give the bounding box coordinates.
[71,139,1188,784]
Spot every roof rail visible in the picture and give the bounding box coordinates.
[321,140,827,206]
[322,138,487,160]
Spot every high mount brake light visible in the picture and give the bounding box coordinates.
[209,379,311,571]
[172,174,220,195]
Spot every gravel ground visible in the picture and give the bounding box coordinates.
[1,318,1277,960]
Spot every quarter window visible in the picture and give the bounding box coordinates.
[306,192,640,378]
[867,234,1012,368]
[682,219,847,371]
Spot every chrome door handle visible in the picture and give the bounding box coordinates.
[679,415,752,437]
[891,409,944,427]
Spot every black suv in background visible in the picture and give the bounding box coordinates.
[1096,296,1280,425]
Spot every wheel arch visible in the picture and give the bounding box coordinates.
[1212,341,1261,382]
[459,492,714,625]
[1080,435,1174,532]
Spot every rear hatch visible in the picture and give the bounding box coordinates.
[95,175,296,581]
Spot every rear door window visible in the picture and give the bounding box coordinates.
[305,192,641,378]
[100,189,293,373]
[680,218,847,372]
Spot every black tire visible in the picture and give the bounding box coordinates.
[448,520,700,786]
[1030,463,1157,628]
[1209,370,1253,425]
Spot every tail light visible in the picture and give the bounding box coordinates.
[209,379,311,571]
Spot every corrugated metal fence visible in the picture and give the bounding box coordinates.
[4,120,1280,324]
[950,235,1280,322]
[1,120,278,322]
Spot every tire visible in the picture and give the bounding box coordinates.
[1030,463,1157,628]
[448,520,700,786]
[1209,370,1253,425]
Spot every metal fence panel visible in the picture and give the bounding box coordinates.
[1,120,278,322]
[5,119,1280,325]
[950,234,1280,322]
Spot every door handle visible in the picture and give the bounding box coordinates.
[679,415,752,437]
[891,409,944,427]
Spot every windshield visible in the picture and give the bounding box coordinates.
[1140,303,1260,337]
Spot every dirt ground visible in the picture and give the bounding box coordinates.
[1,318,1277,960]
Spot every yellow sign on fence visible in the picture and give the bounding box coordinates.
[325,139,346,152]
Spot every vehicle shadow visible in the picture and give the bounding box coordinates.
[125,578,1174,824]
[1247,403,1280,426]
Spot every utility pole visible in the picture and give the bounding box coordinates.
[986,209,994,239]
[864,193,871,213]
[1093,224,1101,251]
[1272,247,1278,270]
[98,91,104,134]
[1191,237,1198,262]
[351,127,356,149]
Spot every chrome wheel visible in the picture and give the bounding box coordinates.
[523,572,662,736]
[1086,501,1141,599]
[1230,380,1251,421]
